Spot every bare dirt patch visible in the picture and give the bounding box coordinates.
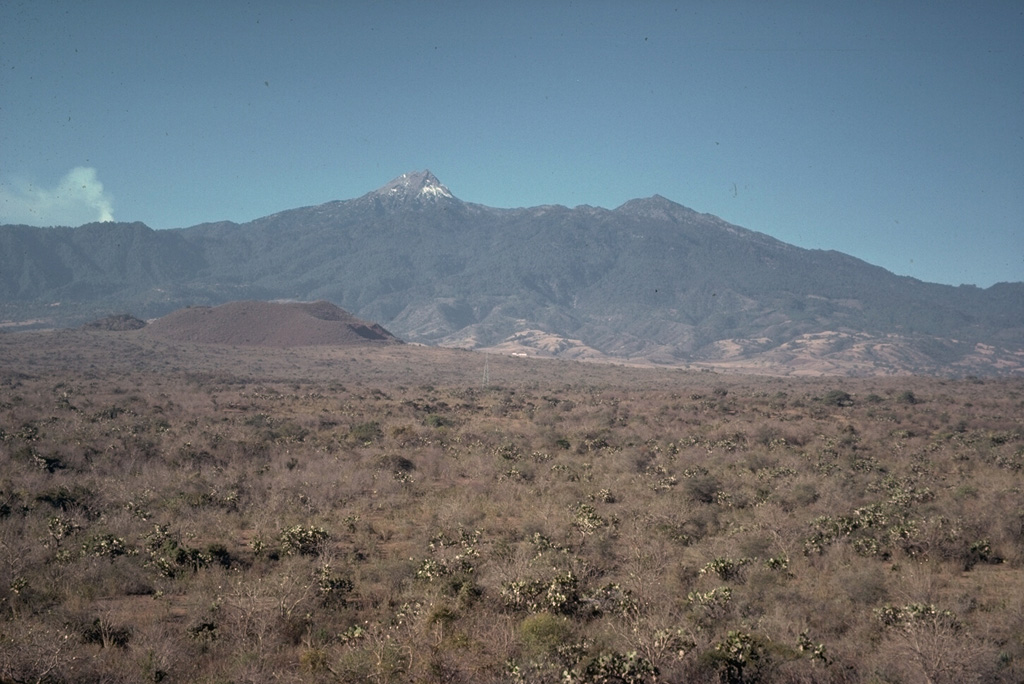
[142,300,400,347]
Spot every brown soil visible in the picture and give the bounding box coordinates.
[142,300,400,347]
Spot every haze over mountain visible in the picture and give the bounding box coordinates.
[2,171,1022,375]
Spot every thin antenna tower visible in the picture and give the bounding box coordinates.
[483,353,489,388]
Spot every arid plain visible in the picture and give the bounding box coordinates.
[2,328,1023,683]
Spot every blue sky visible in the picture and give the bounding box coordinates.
[1,1,1021,287]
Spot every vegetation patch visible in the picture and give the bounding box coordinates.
[0,332,1021,682]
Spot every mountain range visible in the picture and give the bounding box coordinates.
[2,170,1022,375]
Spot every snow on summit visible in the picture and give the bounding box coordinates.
[417,183,453,199]
[378,170,454,200]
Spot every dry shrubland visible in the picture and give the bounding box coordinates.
[1,330,1023,683]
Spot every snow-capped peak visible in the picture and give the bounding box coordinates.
[377,170,454,200]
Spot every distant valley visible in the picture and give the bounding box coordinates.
[2,170,1021,376]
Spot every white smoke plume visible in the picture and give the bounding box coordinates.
[0,167,115,226]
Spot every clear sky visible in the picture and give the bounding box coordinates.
[1,1,1021,287]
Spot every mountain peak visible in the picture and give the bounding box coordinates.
[614,194,692,219]
[375,170,454,201]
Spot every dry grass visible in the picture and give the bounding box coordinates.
[0,329,1022,682]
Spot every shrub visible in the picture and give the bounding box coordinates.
[875,603,960,632]
[963,538,995,571]
[36,485,94,513]
[502,572,581,615]
[570,650,658,684]
[279,524,329,556]
[46,515,81,547]
[299,647,330,674]
[687,586,733,624]
[685,474,722,504]
[375,453,415,472]
[822,390,854,407]
[571,502,608,537]
[424,414,447,428]
[700,557,751,582]
[896,390,919,404]
[174,546,212,572]
[519,612,573,656]
[702,630,775,684]
[79,617,132,649]
[144,524,212,576]
[206,543,233,568]
[81,533,135,559]
[187,620,218,645]
[349,421,382,444]
[316,563,354,606]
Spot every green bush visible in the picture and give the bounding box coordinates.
[81,533,135,559]
[349,421,382,444]
[519,612,573,656]
[571,650,658,684]
[821,390,854,407]
[702,630,775,684]
[279,524,329,556]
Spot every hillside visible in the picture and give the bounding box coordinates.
[1,171,1021,375]
[143,300,400,347]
